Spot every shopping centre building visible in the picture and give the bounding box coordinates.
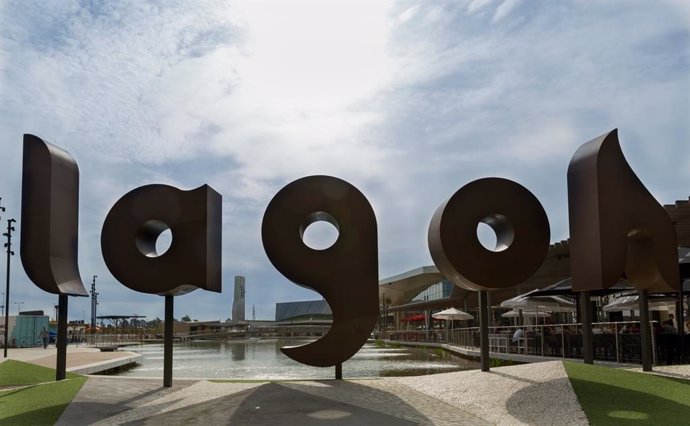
[378,197,690,332]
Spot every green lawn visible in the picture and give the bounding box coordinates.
[0,360,86,426]
[564,361,690,425]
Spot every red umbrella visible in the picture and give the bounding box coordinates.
[400,314,426,322]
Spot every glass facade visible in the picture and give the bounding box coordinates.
[275,300,332,321]
[411,279,453,302]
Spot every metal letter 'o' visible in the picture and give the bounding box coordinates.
[428,177,550,291]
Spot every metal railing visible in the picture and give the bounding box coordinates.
[84,333,144,347]
[376,321,687,365]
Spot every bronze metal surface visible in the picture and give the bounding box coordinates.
[262,176,379,367]
[567,129,679,292]
[428,177,551,291]
[20,134,88,296]
[101,184,222,296]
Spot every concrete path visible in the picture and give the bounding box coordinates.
[53,361,596,425]
[393,361,588,426]
[57,376,489,425]
[0,346,141,374]
[7,347,690,424]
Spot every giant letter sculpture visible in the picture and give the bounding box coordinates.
[262,176,379,370]
[568,129,679,293]
[21,135,88,296]
[101,184,222,295]
[101,184,222,386]
[568,129,679,369]
[428,178,551,290]
[20,134,88,381]
[428,177,550,371]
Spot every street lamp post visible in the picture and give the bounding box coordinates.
[3,218,16,358]
[0,198,5,355]
[14,301,24,315]
[90,275,98,331]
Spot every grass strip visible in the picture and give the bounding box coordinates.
[0,360,87,425]
[0,360,80,387]
[0,377,87,426]
[564,361,690,425]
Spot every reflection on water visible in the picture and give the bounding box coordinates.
[230,343,245,361]
[118,339,479,379]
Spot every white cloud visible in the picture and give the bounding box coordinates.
[468,0,495,14]
[492,0,522,23]
[398,5,420,22]
[0,0,687,322]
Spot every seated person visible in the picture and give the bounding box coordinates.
[662,320,678,334]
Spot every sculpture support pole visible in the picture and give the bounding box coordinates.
[479,290,490,372]
[3,261,9,358]
[639,290,652,371]
[164,295,174,387]
[335,362,342,380]
[580,291,593,364]
[56,295,68,381]
[678,279,685,363]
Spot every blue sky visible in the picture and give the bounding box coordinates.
[0,0,688,322]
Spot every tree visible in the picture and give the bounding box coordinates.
[181,314,192,322]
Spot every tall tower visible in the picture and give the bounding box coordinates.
[232,276,246,322]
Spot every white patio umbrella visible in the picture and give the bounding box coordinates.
[502,307,553,325]
[602,295,682,312]
[501,309,552,318]
[501,290,575,312]
[432,307,473,333]
[432,307,474,321]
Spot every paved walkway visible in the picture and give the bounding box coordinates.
[56,376,491,425]
[50,360,596,425]
[7,346,688,425]
[628,364,690,380]
[392,361,589,425]
[1,345,106,363]
[0,346,141,374]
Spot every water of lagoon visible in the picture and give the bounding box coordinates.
[117,339,479,380]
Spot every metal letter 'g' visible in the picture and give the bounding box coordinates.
[101,184,222,295]
[262,176,379,367]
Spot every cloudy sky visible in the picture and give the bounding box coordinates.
[0,0,688,322]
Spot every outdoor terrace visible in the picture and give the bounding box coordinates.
[377,320,689,367]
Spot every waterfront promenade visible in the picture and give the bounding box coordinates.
[51,360,591,425]
[3,346,688,424]
[2,346,586,424]
[0,345,142,375]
